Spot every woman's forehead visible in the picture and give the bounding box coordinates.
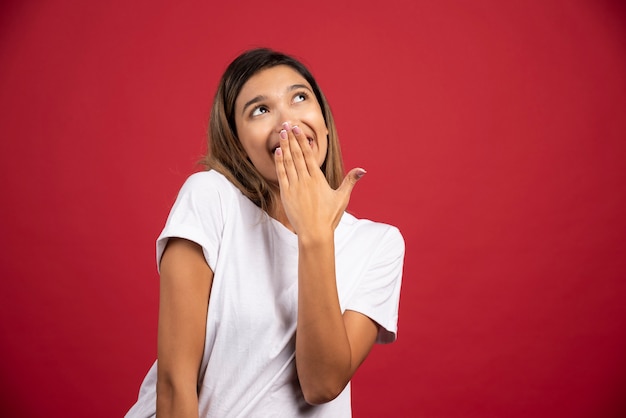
[236,66,311,103]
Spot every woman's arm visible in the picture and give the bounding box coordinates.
[296,234,379,404]
[274,124,378,404]
[156,238,213,417]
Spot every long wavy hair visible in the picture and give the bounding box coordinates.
[202,48,344,213]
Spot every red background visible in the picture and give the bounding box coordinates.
[1,1,625,417]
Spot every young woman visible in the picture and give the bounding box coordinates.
[126,48,404,417]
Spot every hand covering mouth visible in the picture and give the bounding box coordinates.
[270,137,314,154]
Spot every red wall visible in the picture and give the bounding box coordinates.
[1,1,625,417]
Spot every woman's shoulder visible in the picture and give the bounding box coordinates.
[181,169,233,190]
[168,170,244,217]
[176,170,240,200]
[339,213,405,252]
[340,212,402,235]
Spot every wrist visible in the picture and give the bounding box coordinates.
[297,228,334,248]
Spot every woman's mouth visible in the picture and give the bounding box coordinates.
[270,137,314,154]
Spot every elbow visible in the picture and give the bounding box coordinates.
[301,380,347,405]
[156,370,198,413]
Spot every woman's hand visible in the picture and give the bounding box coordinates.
[274,122,365,240]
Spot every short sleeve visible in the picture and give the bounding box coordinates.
[156,172,226,273]
[346,226,405,344]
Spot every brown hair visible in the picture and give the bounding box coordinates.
[203,48,344,213]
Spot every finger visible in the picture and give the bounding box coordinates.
[274,147,289,188]
[292,125,317,175]
[285,123,308,176]
[279,128,298,182]
[337,167,367,201]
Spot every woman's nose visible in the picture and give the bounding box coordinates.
[275,106,298,132]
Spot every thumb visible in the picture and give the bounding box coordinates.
[337,167,367,197]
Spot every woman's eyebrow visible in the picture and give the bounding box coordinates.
[242,95,266,116]
[287,83,312,93]
[241,84,313,116]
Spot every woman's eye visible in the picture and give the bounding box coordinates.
[251,106,268,117]
[293,93,307,103]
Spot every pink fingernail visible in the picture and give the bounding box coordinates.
[282,122,290,130]
[275,148,282,156]
[292,125,301,135]
[356,168,367,179]
[280,130,287,139]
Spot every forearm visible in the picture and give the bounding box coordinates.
[295,231,353,404]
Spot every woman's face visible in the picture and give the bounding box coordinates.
[234,65,328,184]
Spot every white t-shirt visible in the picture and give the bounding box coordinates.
[126,170,404,418]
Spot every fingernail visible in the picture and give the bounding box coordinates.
[275,148,282,156]
[280,130,287,139]
[282,122,290,130]
[292,125,301,135]
[356,168,367,179]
